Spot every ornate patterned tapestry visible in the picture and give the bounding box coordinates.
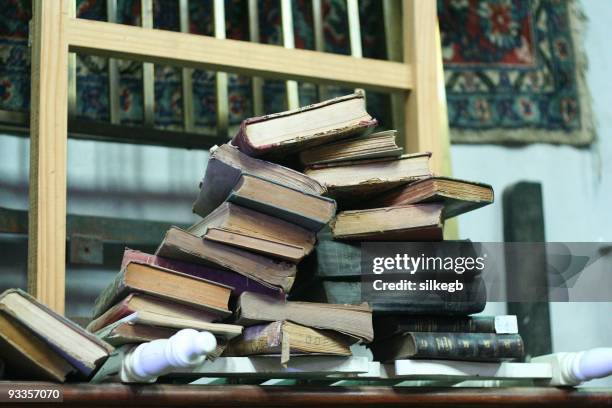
[0,0,593,145]
[439,0,594,145]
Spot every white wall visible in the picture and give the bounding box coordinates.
[451,0,612,386]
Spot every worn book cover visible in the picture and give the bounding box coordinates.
[366,177,494,219]
[224,320,353,364]
[227,174,337,232]
[0,289,113,377]
[232,92,377,158]
[373,315,519,341]
[92,261,233,319]
[189,202,316,262]
[121,249,285,300]
[235,292,373,343]
[371,332,525,363]
[193,144,325,218]
[155,227,296,293]
[293,277,487,316]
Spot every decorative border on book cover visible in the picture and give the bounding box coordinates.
[439,0,595,145]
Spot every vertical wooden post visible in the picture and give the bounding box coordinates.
[29,0,70,314]
[403,0,444,175]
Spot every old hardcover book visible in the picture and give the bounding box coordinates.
[299,130,402,167]
[331,203,444,241]
[304,152,432,203]
[224,321,353,363]
[94,319,178,346]
[373,315,519,341]
[0,289,113,377]
[0,311,75,382]
[370,332,525,363]
[86,293,222,333]
[96,311,242,341]
[302,229,479,279]
[366,177,494,219]
[155,227,296,293]
[293,278,487,315]
[225,174,337,231]
[121,249,284,300]
[234,292,373,343]
[189,202,316,262]
[92,261,233,319]
[193,144,325,218]
[232,92,377,158]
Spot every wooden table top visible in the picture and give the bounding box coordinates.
[1,383,612,407]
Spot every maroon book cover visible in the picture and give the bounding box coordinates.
[121,249,286,300]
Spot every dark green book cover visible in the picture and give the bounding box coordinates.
[371,332,524,362]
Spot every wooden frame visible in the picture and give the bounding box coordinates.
[29,0,449,313]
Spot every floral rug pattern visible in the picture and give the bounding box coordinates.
[0,0,592,145]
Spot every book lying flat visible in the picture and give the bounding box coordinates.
[226,174,337,232]
[299,130,402,167]
[189,202,316,262]
[366,177,494,219]
[373,315,519,341]
[193,144,325,218]
[302,229,479,279]
[370,332,525,363]
[293,278,487,315]
[121,249,284,300]
[234,292,373,343]
[86,293,223,334]
[98,311,243,340]
[232,92,377,158]
[156,227,296,293]
[94,319,178,346]
[0,310,75,382]
[304,152,432,203]
[224,320,353,364]
[0,289,113,377]
[331,203,444,241]
[92,261,233,319]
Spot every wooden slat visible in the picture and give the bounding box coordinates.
[311,0,327,101]
[2,383,611,407]
[213,0,229,138]
[107,0,120,125]
[383,0,404,144]
[280,0,300,109]
[403,0,444,174]
[141,0,154,127]
[179,0,194,132]
[65,18,413,92]
[347,0,365,97]
[347,0,363,58]
[28,0,70,314]
[247,0,264,116]
[67,1,77,117]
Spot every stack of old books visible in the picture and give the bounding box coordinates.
[257,93,523,365]
[287,102,495,315]
[88,92,378,367]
